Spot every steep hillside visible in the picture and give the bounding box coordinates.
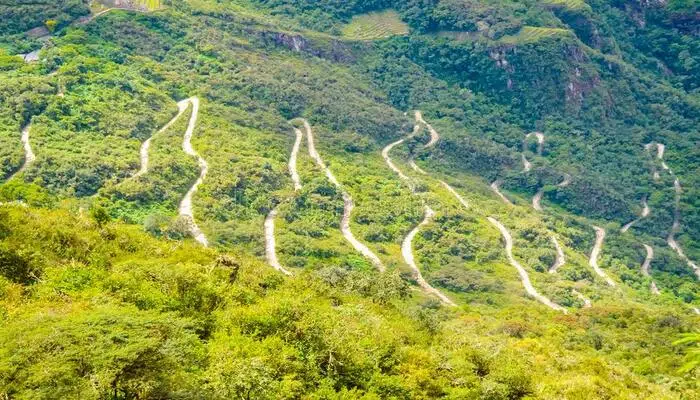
[0,0,698,398]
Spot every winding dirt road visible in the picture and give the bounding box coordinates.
[648,143,700,279]
[548,236,566,273]
[521,154,532,173]
[490,180,513,206]
[263,127,303,276]
[488,217,567,312]
[589,226,616,287]
[289,128,303,191]
[7,123,35,181]
[135,101,189,177]
[301,119,385,271]
[381,126,420,191]
[440,181,469,209]
[177,97,209,247]
[403,206,456,306]
[382,115,456,305]
[414,111,439,148]
[641,244,660,295]
[620,197,650,233]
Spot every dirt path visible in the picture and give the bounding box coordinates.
[488,217,567,312]
[135,101,189,177]
[289,128,303,191]
[620,197,650,233]
[263,127,303,276]
[589,226,616,287]
[548,236,566,273]
[641,244,660,295]
[521,154,532,173]
[409,160,427,175]
[532,190,544,211]
[649,143,700,279]
[301,119,385,271]
[414,111,439,148]
[7,123,35,181]
[572,289,592,308]
[490,180,513,206]
[177,97,209,247]
[440,181,469,209]
[403,206,456,306]
[264,208,292,275]
[382,133,420,191]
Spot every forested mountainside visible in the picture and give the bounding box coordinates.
[1,0,699,398]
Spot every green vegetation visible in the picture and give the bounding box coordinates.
[342,10,410,41]
[0,0,699,397]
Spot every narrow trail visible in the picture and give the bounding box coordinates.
[302,119,385,271]
[589,226,616,287]
[263,127,303,276]
[641,244,660,295]
[548,236,566,273]
[6,123,35,182]
[135,101,189,177]
[488,217,567,312]
[532,190,543,211]
[490,180,513,206]
[521,154,532,173]
[177,97,209,247]
[403,206,456,306]
[572,289,592,308]
[414,111,439,148]
[620,197,650,233]
[648,143,700,280]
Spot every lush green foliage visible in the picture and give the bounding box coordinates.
[0,0,698,397]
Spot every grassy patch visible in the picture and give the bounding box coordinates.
[341,10,409,41]
[499,26,573,44]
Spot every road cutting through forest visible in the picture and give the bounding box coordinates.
[6,123,35,182]
[302,119,385,272]
[488,217,567,312]
[648,143,700,279]
[263,127,303,276]
[177,97,209,247]
[589,226,616,286]
[135,101,189,177]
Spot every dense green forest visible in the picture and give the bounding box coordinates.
[0,0,698,398]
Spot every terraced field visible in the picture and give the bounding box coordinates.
[341,10,409,41]
[500,26,573,44]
